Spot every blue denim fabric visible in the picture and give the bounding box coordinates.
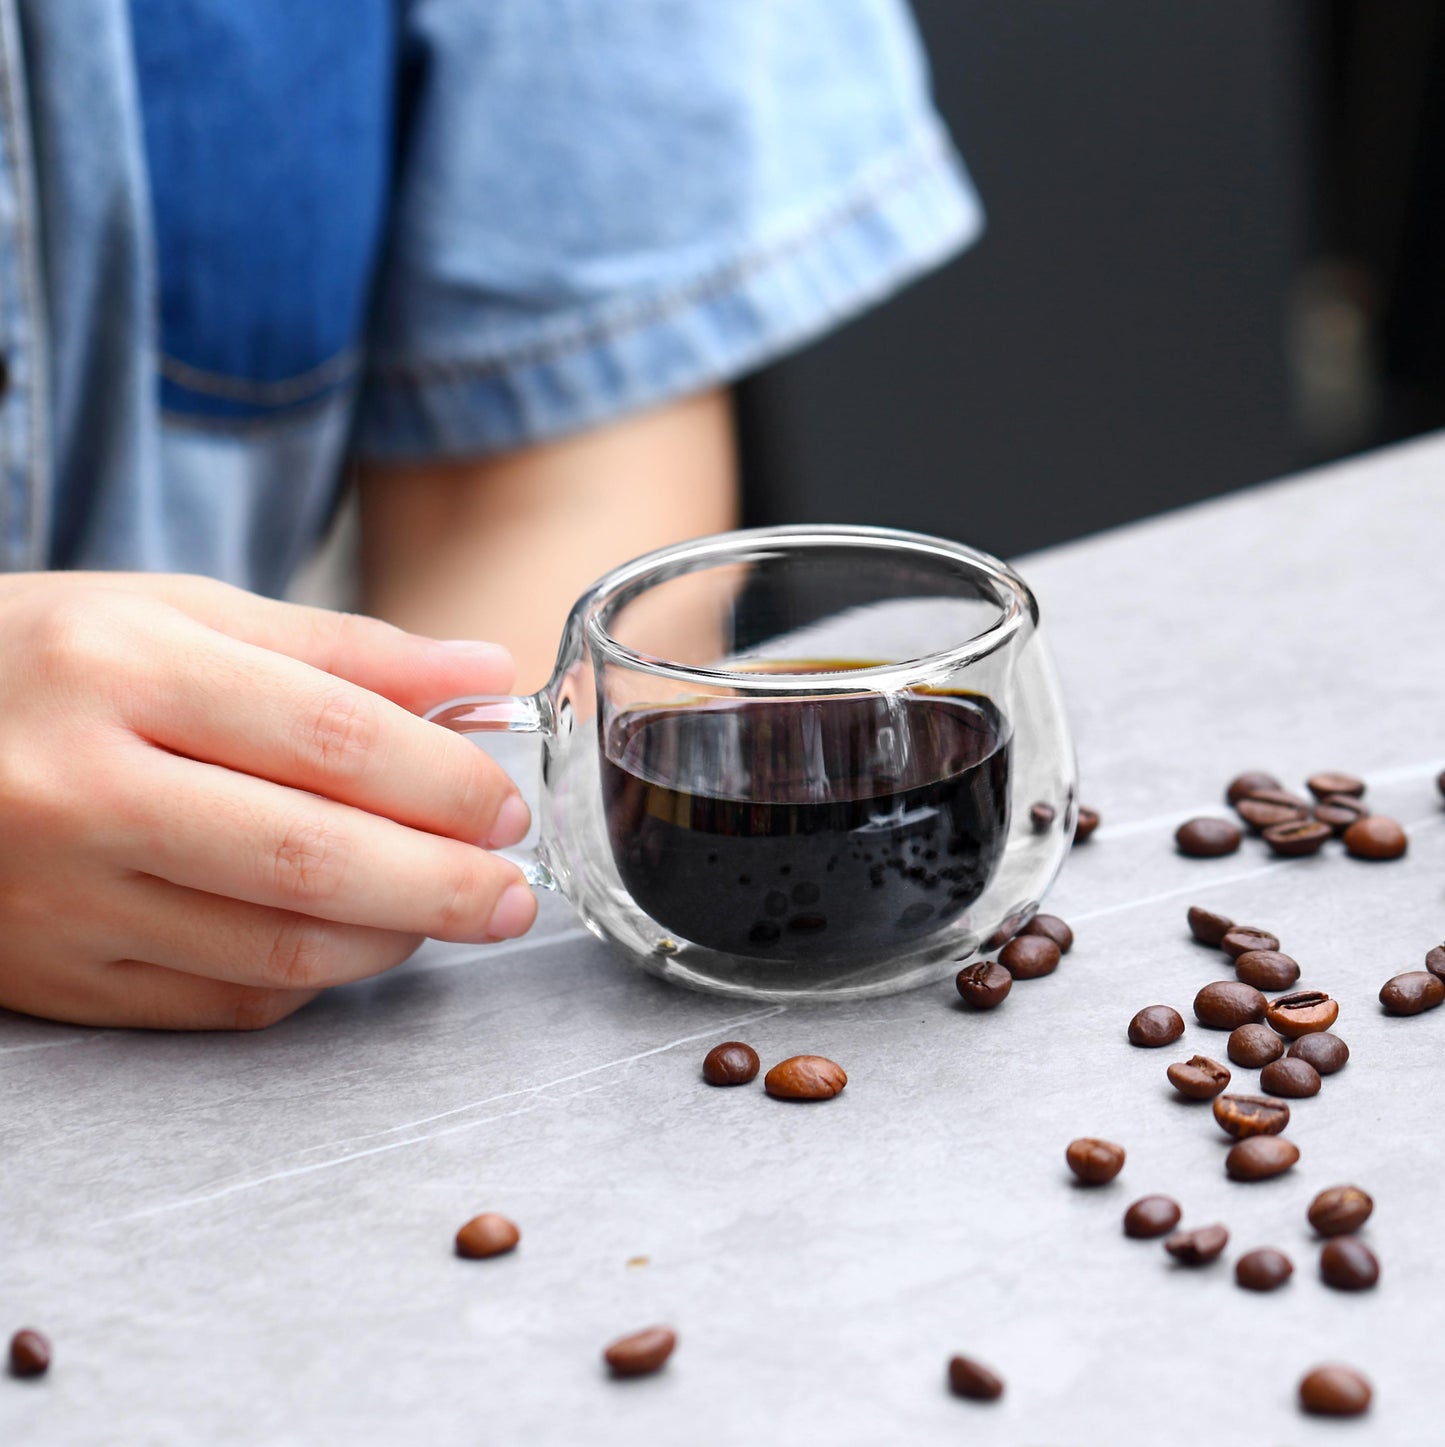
[6,0,982,594]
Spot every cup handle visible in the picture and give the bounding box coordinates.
[424,692,558,891]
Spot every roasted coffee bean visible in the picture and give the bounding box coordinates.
[764,1055,847,1100]
[983,912,1028,950]
[1128,1005,1185,1048]
[955,961,1013,1010]
[1226,770,1281,805]
[455,1213,521,1259]
[1164,1223,1228,1265]
[1175,817,1242,857]
[1308,1185,1373,1237]
[947,1354,1004,1401]
[702,1041,760,1085]
[1123,1195,1182,1238]
[1320,1236,1379,1291]
[1225,1135,1299,1181]
[1439,768,1445,799]
[1166,1055,1231,1100]
[604,1326,677,1377]
[1426,945,1445,980]
[1220,926,1279,960]
[1260,1056,1321,1097]
[1261,819,1332,857]
[1265,990,1338,1039]
[1235,1247,1293,1292]
[1187,905,1235,947]
[1235,790,1310,831]
[1313,795,1369,834]
[1029,801,1055,832]
[1194,980,1268,1029]
[1073,806,1100,844]
[1379,970,1445,1016]
[1299,1364,1372,1417]
[999,935,1061,980]
[8,1330,49,1379]
[1233,950,1300,992]
[1019,914,1073,953]
[1288,1032,1349,1074]
[1227,1023,1285,1069]
[1343,815,1408,860]
[1212,1094,1290,1139]
[1307,771,1365,800]
[1065,1137,1125,1185]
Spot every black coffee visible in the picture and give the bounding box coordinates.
[601,680,1010,962]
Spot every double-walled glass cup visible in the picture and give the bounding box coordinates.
[427,526,1076,1001]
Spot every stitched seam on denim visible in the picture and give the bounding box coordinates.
[158,385,353,437]
[368,127,956,385]
[158,347,362,405]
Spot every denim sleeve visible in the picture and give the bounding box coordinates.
[353,0,982,461]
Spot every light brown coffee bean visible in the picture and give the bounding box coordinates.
[764,1055,847,1100]
[702,1041,760,1085]
[1235,1247,1293,1292]
[1225,1135,1299,1181]
[1128,1005,1185,1048]
[1379,971,1445,1016]
[1019,914,1073,953]
[1320,1236,1379,1291]
[1123,1195,1182,1238]
[1166,1055,1231,1100]
[1065,1137,1125,1185]
[8,1329,49,1379]
[1187,906,1235,947]
[1176,817,1242,857]
[1313,795,1369,834]
[1164,1223,1229,1264]
[1260,1056,1321,1098]
[455,1213,521,1260]
[999,935,1061,980]
[1233,950,1300,992]
[1299,1364,1372,1417]
[1306,771,1365,800]
[1235,792,1310,830]
[604,1326,677,1377]
[1261,819,1333,857]
[1212,1094,1290,1140]
[1220,926,1279,959]
[1288,1032,1349,1074]
[1343,815,1408,860]
[955,961,1012,1010]
[1265,990,1338,1039]
[1308,1185,1373,1237]
[1226,770,1280,805]
[1073,806,1100,844]
[947,1354,1004,1401]
[1194,980,1268,1030]
[1227,1023,1285,1069]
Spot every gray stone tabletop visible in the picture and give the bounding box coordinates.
[5,434,1445,1445]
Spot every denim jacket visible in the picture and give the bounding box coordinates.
[5,0,980,594]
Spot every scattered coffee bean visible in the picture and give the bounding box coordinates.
[1320,1236,1380,1291]
[1260,1056,1321,1098]
[1235,791,1310,831]
[455,1213,521,1260]
[1220,926,1279,959]
[1029,802,1055,832]
[8,1330,49,1379]
[1233,949,1300,992]
[702,1041,760,1086]
[1379,970,1445,1016]
[1299,1364,1372,1417]
[999,935,1061,980]
[604,1326,677,1378]
[1194,980,1268,1030]
[955,961,1013,1010]
[1308,1185,1373,1237]
[1225,1135,1299,1181]
[1226,770,1281,805]
[1073,806,1100,844]
[764,1055,847,1101]
[1065,1137,1125,1185]
[1288,1032,1348,1074]
[1313,795,1369,834]
[1123,1195,1182,1238]
[1019,914,1073,953]
[1426,944,1445,980]
[1164,1223,1229,1264]
[1227,1023,1286,1069]
[1306,771,1365,800]
[1128,1005,1185,1048]
[1166,1055,1231,1100]
[1438,768,1445,799]
[1176,817,1242,857]
[1187,905,1235,947]
[983,912,1028,951]
[1343,815,1408,860]
[1265,989,1338,1039]
[1261,819,1332,857]
[947,1354,1004,1402]
[1235,1247,1293,1292]
[1212,1094,1290,1140]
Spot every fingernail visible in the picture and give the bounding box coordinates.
[486,883,537,941]
[487,793,532,849]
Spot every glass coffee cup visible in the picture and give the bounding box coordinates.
[427,526,1076,1001]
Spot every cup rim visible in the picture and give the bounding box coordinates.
[580,524,1034,691]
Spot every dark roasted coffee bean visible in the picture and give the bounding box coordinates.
[455,1213,521,1259]
[1020,914,1073,953]
[1073,806,1100,844]
[1220,926,1279,959]
[1235,1247,1293,1292]
[1261,819,1332,857]
[1029,802,1055,832]
[1187,905,1235,947]
[1235,790,1310,830]
[1288,1032,1348,1074]
[1233,949,1300,992]
[1299,1364,1372,1417]
[1123,1195,1182,1238]
[1379,970,1445,1016]
[1308,1185,1373,1237]
[1265,989,1338,1039]
[1426,945,1445,980]
[1307,771,1365,800]
[955,961,1013,1010]
[1194,980,1267,1030]
[1164,1223,1228,1264]
[947,1354,1004,1401]
[1313,795,1369,834]
[1128,1005,1185,1047]
[1320,1236,1379,1291]
[764,1055,847,1100]
[1175,817,1242,857]
[8,1329,49,1379]
[1260,1056,1321,1098]
[1439,768,1445,799]
[1343,815,1408,860]
[604,1326,677,1377]
[1227,1023,1285,1068]
[1065,1137,1125,1184]
[702,1041,760,1085]
[1167,1055,1231,1100]
[1212,1094,1290,1140]
[1225,1135,1299,1181]
[1226,770,1281,805]
[999,935,1061,980]
[983,911,1028,951]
